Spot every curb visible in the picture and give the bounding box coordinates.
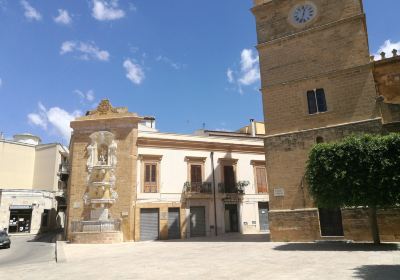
[56,241,67,263]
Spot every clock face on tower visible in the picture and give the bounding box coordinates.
[289,2,317,27]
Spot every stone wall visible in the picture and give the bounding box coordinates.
[265,119,383,211]
[342,208,400,242]
[269,209,320,242]
[71,231,123,244]
[270,208,400,242]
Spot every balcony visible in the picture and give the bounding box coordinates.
[184,182,212,195]
[218,181,250,194]
[58,163,70,175]
[71,219,121,233]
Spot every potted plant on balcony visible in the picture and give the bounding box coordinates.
[236,181,250,194]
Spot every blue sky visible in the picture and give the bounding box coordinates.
[0,0,399,145]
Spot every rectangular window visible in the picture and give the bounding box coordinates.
[255,166,268,194]
[144,163,158,193]
[190,165,202,183]
[307,88,327,114]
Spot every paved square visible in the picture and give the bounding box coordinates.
[1,235,399,280]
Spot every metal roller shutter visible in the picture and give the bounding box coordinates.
[168,208,181,239]
[140,208,159,241]
[190,206,206,237]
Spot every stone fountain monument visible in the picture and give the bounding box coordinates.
[67,99,142,243]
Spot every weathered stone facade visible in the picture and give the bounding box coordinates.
[66,100,142,242]
[253,0,400,242]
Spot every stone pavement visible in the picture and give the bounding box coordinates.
[0,234,399,280]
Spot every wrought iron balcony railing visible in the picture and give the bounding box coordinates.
[184,182,212,194]
[71,219,121,233]
[218,181,250,194]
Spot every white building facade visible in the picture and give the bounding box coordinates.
[135,129,269,240]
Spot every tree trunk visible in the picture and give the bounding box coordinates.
[368,206,380,244]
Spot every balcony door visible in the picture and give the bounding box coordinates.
[223,165,235,193]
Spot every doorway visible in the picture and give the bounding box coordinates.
[318,208,344,237]
[224,204,239,233]
[258,202,269,232]
[223,165,236,193]
[190,206,206,237]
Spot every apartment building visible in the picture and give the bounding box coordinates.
[0,133,69,234]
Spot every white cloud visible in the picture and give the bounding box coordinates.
[123,59,145,85]
[374,40,400,60]
[92,0,125,21]
[226,48,260,93]
[20,0,42,21]
[75,89,95,102]
[28,113,47,130]
[227,68,234,83]
[156,55,184,70]
[28,103,81,142]
[54,9,72,25]
[240,49,259,72]
[239,67,260,86]
[60,41,110,61]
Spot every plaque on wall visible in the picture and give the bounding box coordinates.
[274,188,285,197]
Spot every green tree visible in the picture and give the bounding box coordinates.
[306,134,400,244]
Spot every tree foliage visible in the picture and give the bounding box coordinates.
[306,133,400,209]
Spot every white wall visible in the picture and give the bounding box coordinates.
[0,190,57,234]
[33,145,61,192]
[0,141,36,189]
[137,147,266,196]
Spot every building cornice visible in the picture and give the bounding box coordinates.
[264,118,382,139]
[137,137,265,154]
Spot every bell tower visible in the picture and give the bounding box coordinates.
[252,0,383,241]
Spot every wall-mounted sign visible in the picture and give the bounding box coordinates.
[274,188,285,197]
[9,205,32,210]
[73,202,81,209]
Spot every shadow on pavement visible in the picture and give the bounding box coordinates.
[27,229,64,243]
[161,233,271,243]
[273,242,399,252]
[353,265,400,280]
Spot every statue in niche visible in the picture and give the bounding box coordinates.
[109,140,118,167]
[86,143,96,169]
[97,144,109,165]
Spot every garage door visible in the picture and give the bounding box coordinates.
[168,208,181,239]
[190,206,206,237]
[140,208,159,241]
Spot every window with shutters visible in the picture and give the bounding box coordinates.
[144,163,158,193]
[255,166,268,193]
[190,165,202,183]
[307,88,328,115]
[140,155,162,193]
[185,157,206,193]
[251,160,268,194]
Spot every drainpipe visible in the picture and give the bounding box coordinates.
[210,152,218,236]
[250,119,256,137]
